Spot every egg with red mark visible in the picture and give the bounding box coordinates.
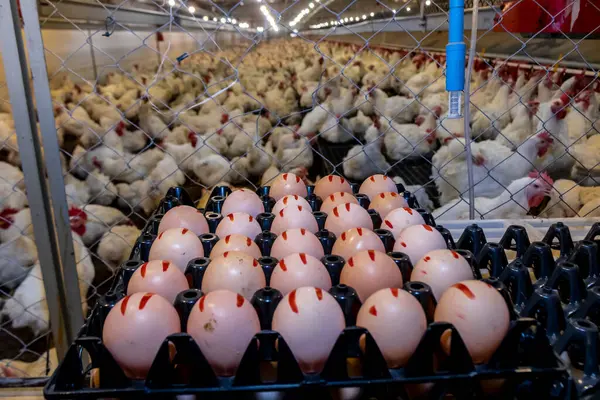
[393,224,447,264]
[270,205,318,235]
[270,228,325,260]
[158,205,209,236]
[331,227,385,260]
[127,260,189,303]
[103,293,181,379]
[187,289,260,376]
[211,234,262,259]
[221,189,264,218]
[340,250,403,302]
[434,280,510,364]
[270,253,332,295]
[357,288,427,368]
[359,174,397,200]
[320,192,359,216]
[201,251,266,300]
[272,195,312,216]
[269,173,308,201]
[411,249,474,301]
[216,212,261,240]
[382,208,425,238]
[314,175,352,199]
[324,203,373,237]
[368,192,408,219]
[272,287,345,373]
[149,228,204,272]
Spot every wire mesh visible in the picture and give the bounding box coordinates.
[1,0,600,382]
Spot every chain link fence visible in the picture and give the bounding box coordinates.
[0,0,599,384]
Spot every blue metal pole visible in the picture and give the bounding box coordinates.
[446,0,466,118]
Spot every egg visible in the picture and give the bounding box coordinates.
[149,228,204,272]
[368,192,408,219]
[187,289,260,376]
[157,205,209,236]
[202,251,266,300]
[215,212,262,240]
[221,189,265,218]
[393,225,447,264]
[269,173,308,201]
[359,174,397,200]
[272,195,312,216]
[270,253,332,295]
[411,249,474,301]
[340,250,403,302]
[357,288,427,368]
[272,287,345,373]
[103,293,181,378]
[270,205,318,235]
[324,203,373,237]
[382,208,425,238]
[331,227,385,260]
[434,280,510,364]
[314,175,353,199]
[270,228,325,260]
[320,192,359,216]
[211,234,262,259]
[127,260,189,303]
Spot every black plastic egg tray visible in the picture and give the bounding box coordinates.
[44,185,600,399]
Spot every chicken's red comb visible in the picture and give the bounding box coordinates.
[528,171,554,185]
[537,131,554,142]
[559,91,572,105]
[0,208,18,230]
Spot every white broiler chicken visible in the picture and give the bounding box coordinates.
[69,204,130,246]
[0,208,37,290]
[96,225,141,270]
[297,103,331,139]
[470,84,511,140]
[540,179,582,218]
[343,121,391,181]
[534,92,573,176]
[0,162,27,210]
[383,112,437,161]
[369,89,419,123]
[433,173,553,220]
[116,180,155,215]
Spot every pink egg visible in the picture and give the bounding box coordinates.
[158,205,209,236]
[269,173,308,201]
[272,287,345,373]
[211,234,262,259]
[324,203,373,237]
[187,290,260,376]
[320,192,359,216]
[201,251,266,299]
[357,288,427,368]
[272,195,312,216]
[393,225,447,264]
[434,280,510,364]
[215,212,262,240]
[221,189,264,218]
[103,293,181,378]
[331,227,385,260]
[314,175,352,199]
[270,253,332,295]
[270,205,318,236]
[340,250,403,302]
[127,260,189,303]
[368,192,408,219]
[149,228,204,272]
[382,208,425,238]
[270,228,325,260]
[411,249,474,301]
[359,175,397,200]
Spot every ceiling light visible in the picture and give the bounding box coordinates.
[406,6,411,11]
[425,0,431,4]
[257,26,264,32]
[362,14,367,19]
[213,17,217,21]
[167,0,175,6]
[188,6,195,13]
[370,12,375,16]
[349,17,354,21]
[232,18,237,23]
[392,9,396,13]
[344,17,348,22]
[309,2,314,7]
[293,28,298,32]
[203,15,208,21]
[220,17,226,22]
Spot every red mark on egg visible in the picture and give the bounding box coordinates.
[299,253,307,264]
[249,215,253,222]
[279,259,287,271]
[225,235,231,244]
[297,205,303,211]
[140,263,148,278]
[289,289,299,313]
[424,256,431,262]
[182,228,189,235]
[328,176,333,182]
[340,177,345,183]
[315,288,323,300]
[390,288,399,297]
[451,251,460,259]
[370,176,375,182]
[383,176,388,180]
[453,283,476,299]
[237,294,245,307]
[341,232,347,241]
[282,231,288,240]
[139,293,153,310]
[457,313,466,320]
[283,173,288,181]
[369,305,377,316]
[223,251,229,258]
[283,197,288,205]
[345,203,351,212]
[294,195,298,200]
[246,237,252,246]
[329,194,335,201]
[391,192,398,197]
[421,270,428,275]
[379,193,385,199]
[404,207,413,214]
[253,259,259,267]
[162,261,169,271]
[158,232,164,240]
[368,250,376,261]
[199,296,206,312]
[333,207,339,217]
[357,227,363,236]
[120,296,131,315]
[279,209,285,217]
[300,228,306,235]
[385,220,393,229]
[348,257,354,267]
[228,214,235,221]
[295,175,301,183]
[423,225,433,231]
[400,242,407,247]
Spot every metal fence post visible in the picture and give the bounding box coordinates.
[0,0,83,359]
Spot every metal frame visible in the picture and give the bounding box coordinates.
[0,0,83,359]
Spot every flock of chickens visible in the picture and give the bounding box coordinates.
[1,38,600,376]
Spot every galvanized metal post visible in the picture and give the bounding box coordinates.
[88,28,99,81]
[0,0,83,359]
